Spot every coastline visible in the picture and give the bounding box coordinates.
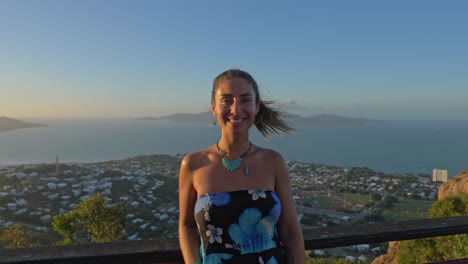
[1,120,467,176]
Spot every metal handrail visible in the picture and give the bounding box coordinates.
[1,215,468,264]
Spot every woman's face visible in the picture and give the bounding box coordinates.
[211,77,259,135]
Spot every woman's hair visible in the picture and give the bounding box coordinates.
[212,69,294,138]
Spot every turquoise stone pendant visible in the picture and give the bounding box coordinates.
[217,141,252,176]
[222,157,242,172]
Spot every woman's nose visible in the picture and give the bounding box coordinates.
[231,100,240,114]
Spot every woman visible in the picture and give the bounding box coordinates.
[179,69,305,264]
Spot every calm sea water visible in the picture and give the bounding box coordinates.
[1,119,467,177]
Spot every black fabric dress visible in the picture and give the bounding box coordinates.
[194,189,285,264]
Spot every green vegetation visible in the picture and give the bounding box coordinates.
[110,179,134,200]
[0,225,40,249]
[0,173,17,187]
[313,196,336,208]
[333,192,432,222]
[382,199,432,221]
[306,255,371,264]
[52,193,127,245]
[304,196,336,208]
[398,193,468,263]
[32,163,71,174]
[336,193,372,206]
[301,214,322,226]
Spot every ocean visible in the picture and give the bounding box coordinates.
[1,119,467,177]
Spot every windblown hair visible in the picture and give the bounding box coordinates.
[212,69,294,138]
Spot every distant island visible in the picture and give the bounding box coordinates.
[135,111,384,125]
[0,117,48,132]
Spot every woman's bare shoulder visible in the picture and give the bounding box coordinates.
[254,145,284,161]
[181,146,216,171]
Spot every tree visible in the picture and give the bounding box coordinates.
[364,213,383,222]
[52,193,127,244]
[378,199,394,210]
[398,193,468,263]
[0,224,39,249]
[384,196,398,203]
[371,193,382,202]
[428,194,468,218]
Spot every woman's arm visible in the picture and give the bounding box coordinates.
[273,152,306,264]
[178,153,202,263]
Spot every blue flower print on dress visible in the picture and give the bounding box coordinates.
[249,189,267,201]
[203,253,233,264]
[206,224,223,244]
[228,208,277,254]
[267,256,278,264]
[204,197,212,221]
[271,191,280,204]
[195,195,212,216]
[259,256,264,264]
[195,191,284,263]
[268,192,281,222]
[195,192,231,221]
[258,255,278,264]
[224,242,241,251]
[210,192,232,206]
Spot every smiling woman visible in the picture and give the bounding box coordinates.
[211,70,294,139]
[178,69,305,264]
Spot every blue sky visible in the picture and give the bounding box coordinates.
[1,0,467,119]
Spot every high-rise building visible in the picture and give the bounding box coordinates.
[56,154,60,176]
[432,169,448,182]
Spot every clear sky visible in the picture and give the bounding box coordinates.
[1,0,467,119]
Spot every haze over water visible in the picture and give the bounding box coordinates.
[1,119,467,177]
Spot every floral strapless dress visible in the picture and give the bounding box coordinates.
[194,189,285,264]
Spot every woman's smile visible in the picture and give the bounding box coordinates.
[212,78,258,133]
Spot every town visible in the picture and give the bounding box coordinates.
[0,154,444,261]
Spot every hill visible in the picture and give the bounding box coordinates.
[136,111,384,125]
[438,170,468,199]
[0,117,48,132]
[372,170,468,264]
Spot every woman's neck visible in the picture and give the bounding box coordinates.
[217,135,251,157]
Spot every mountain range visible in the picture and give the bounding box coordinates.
[0,117,48,132]
[135,111,384,125]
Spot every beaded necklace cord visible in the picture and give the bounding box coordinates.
[216,141,252,175]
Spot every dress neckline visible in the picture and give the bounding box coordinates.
[197,189,276,199]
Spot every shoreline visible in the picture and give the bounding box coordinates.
[0,153,435,178]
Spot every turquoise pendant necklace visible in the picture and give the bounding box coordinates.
[216,141,252,175]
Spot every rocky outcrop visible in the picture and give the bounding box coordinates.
[438,170,468,199]
[371,241,401,264]
[372,171,468,264]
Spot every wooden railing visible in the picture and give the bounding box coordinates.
[1,215,468,264]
